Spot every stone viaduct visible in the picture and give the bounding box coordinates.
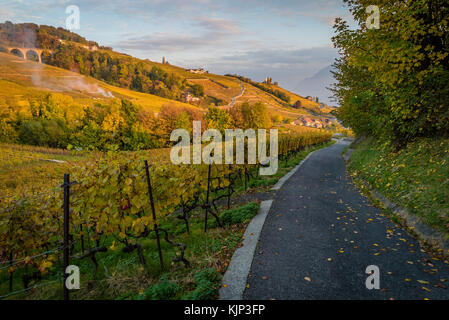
[5,47,52,64]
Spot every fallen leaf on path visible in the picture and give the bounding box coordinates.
[417,280,429,285]
[304,277,311,282]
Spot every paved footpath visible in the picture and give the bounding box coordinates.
[244,140,449,300]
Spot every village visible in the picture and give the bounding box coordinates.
[291,115,334,129]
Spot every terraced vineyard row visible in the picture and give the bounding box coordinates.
[0,130,332,298]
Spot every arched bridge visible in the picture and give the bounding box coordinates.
[6,47,52,64]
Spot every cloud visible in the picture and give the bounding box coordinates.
[1,0,351,26]
[211,46,337,72]
[115,16,240,52]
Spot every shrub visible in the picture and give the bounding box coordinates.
[189,268,221,300]
[219,202,259,226]
[141,275,179,300]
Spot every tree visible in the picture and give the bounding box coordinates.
[331,0,449,146]
[272,114,283,124]
[293,100,302,109]
[205,106,231,132]
[238,101,272,129]
[190,84,204,97]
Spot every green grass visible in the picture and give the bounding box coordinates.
[348,137,449,235]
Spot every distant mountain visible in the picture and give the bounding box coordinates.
[296,65,336,106]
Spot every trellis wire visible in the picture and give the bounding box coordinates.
[0,278,62,300]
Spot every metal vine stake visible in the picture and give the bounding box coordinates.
[143,160,190,268]
[203,164,223,233]
[61,173,76,301]
[144,160,164,269]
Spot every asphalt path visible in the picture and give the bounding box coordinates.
[244,140,449,300]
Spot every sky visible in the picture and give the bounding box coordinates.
[0,0,354,105]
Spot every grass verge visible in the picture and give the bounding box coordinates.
[347,137,449,236]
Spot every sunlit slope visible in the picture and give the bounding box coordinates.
[183,73,333,119]
[264,83,336,114]
[184,75,317,119]
[186,78,241,105]
[0,51,333,119]
[0,52,197,112]
[120,52,325,118]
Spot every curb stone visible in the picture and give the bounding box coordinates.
[219,200,273,300]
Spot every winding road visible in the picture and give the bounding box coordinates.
[228,82,245,108]
[244,140,449,300]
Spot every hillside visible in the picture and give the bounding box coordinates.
[0,52,197,113]
[262,82,335,115]
[0,22,335,122]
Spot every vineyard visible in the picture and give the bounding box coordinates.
[0,130,332,299]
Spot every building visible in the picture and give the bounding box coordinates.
[313,121,323,129]
[186,68,207,74]
[293,116,328,128]
[182,93,201,104]
[296,116,315,127]
[263,77,273,85]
